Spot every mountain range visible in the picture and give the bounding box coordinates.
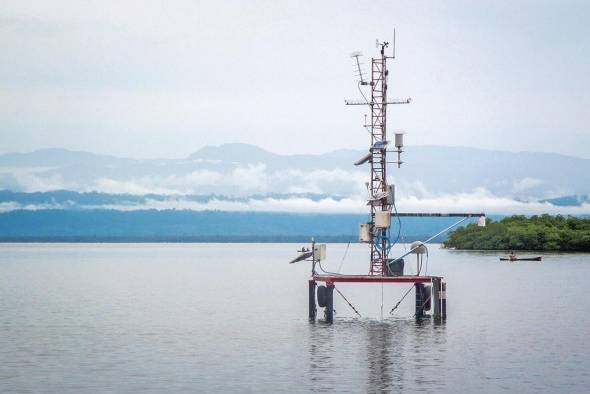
[1,144,588,241]
[1,144,589,204]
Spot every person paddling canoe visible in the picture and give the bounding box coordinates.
[509,251,517,261]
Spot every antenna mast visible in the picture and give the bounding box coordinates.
[346,39,411,276]
[289,35,482,324]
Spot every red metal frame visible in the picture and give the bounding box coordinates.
[313,274,441,285]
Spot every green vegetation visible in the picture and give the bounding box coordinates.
[445,215,590,251]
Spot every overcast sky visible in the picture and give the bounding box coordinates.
[0,0,588,159]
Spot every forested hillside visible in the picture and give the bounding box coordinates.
[445,215,590,251]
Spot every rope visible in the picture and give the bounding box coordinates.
[334,286,362,318]
[389,284,414,314]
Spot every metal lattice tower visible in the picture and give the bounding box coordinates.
[346,40,411,276]
[290,36,467,325]
[369,44,388,275]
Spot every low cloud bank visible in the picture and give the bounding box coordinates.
[89,193,590,215]
[1,190,589,215]
[1,161,585,205]
[1,165,368,197]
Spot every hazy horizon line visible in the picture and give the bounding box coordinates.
[1,142,589,161]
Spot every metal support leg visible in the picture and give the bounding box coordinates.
[441,282,447,320]
[325,284,334,324]
[415,283,425,319]
[432,278,441,320]
[308,280,317,321]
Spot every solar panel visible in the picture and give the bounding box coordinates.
[288,251,313,264]
[372,140,389,150]
[354,152,372,166]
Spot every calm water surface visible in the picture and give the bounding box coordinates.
[1,243,589,393]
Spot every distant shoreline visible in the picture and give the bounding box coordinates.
[0,235,434,243]
[0,209,458,244]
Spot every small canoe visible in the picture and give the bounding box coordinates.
[499,256,542,261]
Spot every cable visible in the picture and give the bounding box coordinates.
[380,282,384,321]
[392,216,472,263]
[383,198,403,277]
[317,259,341,276]
[334,286,362,318]
[424,244,429,275]
[391,198,402,246]
[337,224,357,274]
[374,228,392,254]
[389,284,414,314]
[415,251,424,276]
[336,240,351,273]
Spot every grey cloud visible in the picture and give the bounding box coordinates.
[1,144,589,201]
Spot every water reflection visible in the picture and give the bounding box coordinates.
[307,322,339,390]
[365,319,406,392]
[307,317,447,391]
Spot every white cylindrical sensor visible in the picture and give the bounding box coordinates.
[395,132,404,148]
